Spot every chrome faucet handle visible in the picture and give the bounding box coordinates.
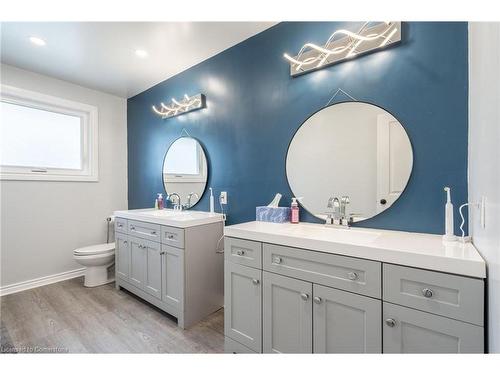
[186,192,199,209]
[168,193,181,210]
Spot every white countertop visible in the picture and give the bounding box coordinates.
[224,221,486,278]
[114,208,224,228]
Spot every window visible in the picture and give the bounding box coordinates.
[0,85,98,181]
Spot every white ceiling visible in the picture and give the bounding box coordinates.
[0,22,276,98]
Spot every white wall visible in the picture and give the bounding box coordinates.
[0,64,128,291]
[468,23,500,353]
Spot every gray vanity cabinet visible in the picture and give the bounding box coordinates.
[313,285,381,353]
[224,261,262,353]
[263,272,313,353]
[383,302,484,353]
[116,216,224,329]
[115,233,130,281]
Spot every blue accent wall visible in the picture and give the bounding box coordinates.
[128,22,468,235]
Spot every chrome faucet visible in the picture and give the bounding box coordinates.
[185,192,199,209]
[168,193,181,210]
[325,195,351,227]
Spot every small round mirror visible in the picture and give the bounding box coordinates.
[286,101,413,222]
[162,137,208,209]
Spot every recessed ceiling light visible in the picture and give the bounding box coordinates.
[135,49,148,58]
[29,36,46,46]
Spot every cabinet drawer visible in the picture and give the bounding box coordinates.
[115,217,128,234]
[161,226,185,249]
[383,264,484,326]
[128,220,161,242]
[263,243,381,298]
[224,237,262,269]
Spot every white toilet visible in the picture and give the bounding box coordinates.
[73,243,115,287]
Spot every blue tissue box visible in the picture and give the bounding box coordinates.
[256,206,291,223]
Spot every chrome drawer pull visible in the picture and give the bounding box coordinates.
[123,241,128,245]
[117,224,123,228]
[236,250,245,256]
[313,296,322,304]
[167,234,174,240]
[422,288,434,298]
[252,279,260,285]
[151,231,157,235]
[385,318,396,327]
[273,256,282,265]
[300,293,309,301]
[130,226,136,230]
[347,272,358,281]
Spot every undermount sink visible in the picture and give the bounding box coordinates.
[277,223,381,245]
[114,208,223,228]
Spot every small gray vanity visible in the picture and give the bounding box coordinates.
[223,222,485,354]
[114,209,224,328]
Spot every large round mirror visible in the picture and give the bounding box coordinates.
[162,137,208,209]
[286,101,413,222]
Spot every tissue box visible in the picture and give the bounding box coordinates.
[256,206,291,223]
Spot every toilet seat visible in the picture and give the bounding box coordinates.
[74,243,115,256]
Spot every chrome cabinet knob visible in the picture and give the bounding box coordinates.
[131,226,136,230]
[422,288,434,298]
[123,241,128,245]
[252,279,260,285]
[167,234,174,239]
[347,272,358,281]
[236,250,245,256]
[117,224,123,228]
[300,293,309,301]
[313,296,322,304]
[385,318,396,327]
[160,251,165,255]
[273,256,282,264]
[151,231,157,235]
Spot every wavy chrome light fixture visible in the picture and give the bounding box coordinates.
[152,93,205,119]
[284,22,401,76]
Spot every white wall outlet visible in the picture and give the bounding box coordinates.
[480,196,486,229]
[220,191,228,205]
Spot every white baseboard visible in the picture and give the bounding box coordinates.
[0,268,85,297]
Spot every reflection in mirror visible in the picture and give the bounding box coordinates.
[286,102,413,222]
[162,137,208,209]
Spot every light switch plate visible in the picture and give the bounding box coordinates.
[220,191,227,205]
[480,196,486,229]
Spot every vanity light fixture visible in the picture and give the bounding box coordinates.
[284,22,401,76]
[152,93,205,119]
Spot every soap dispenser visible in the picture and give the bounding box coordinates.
[291,197,300,224]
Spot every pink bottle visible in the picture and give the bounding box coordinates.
[291,198,299,224]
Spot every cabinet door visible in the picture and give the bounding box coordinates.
[161,244,184,309]
[144,240,162,299]
[129,237,146,290]
[115,233,130,281]
[383,302,484,353]
[263,272,312,353]
[313,285,381,353]
[224,261,262,353]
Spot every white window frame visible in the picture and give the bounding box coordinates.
[0,84,98,182]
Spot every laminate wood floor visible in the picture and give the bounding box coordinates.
[0,277,224,353]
